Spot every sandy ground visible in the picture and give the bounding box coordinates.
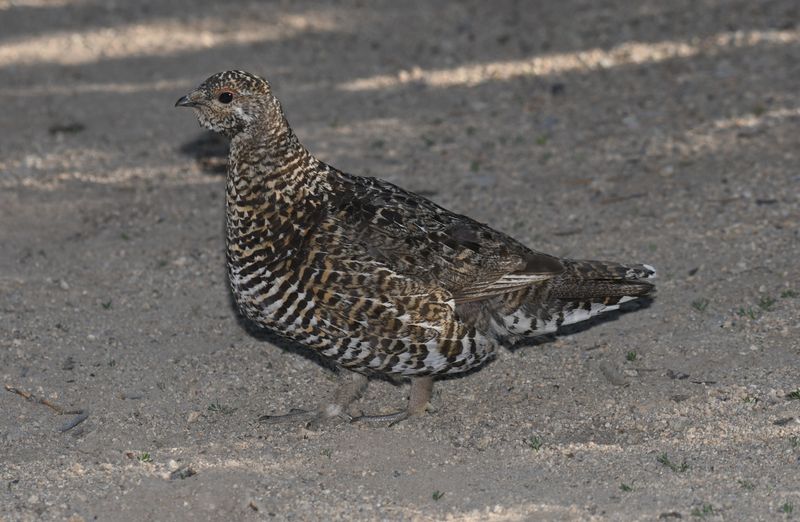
[1,0,799,520]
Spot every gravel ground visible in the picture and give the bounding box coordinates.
[1,1,799,520]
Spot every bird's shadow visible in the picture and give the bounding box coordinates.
[179,131,229,176]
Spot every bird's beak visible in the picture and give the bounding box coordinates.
[175,90,200,108]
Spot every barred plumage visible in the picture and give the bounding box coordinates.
[176,71,655,424]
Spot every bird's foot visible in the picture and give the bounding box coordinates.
[350,405,434,426]
[258,370,367,429]
[258,404,353,429]
[351,376,434,426]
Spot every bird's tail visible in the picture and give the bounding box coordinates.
[493,260,656,339]
[549,260,656,300]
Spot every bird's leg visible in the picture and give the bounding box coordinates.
[352,376,434,426]
[258,370,368,428]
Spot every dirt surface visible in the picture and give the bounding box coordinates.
[1,0,799,520]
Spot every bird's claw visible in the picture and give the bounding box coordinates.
[258,407,352,429]
[257,408,310,424]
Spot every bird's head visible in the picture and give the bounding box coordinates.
[175,70,277,138]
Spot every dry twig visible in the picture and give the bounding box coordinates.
[4,384,88,431]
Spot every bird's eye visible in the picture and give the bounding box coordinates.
[218,92,233,104]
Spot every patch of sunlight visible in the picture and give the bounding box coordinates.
[1,166,221,190]
[398,502,591,521]
[340,29,800,91]
[0,77,192,97]
[0,147,113,172]
[708,106,800,131]
[0,0,82,8]
[652,106,800,158]
[0,12,340,67]
[1,149,220,190]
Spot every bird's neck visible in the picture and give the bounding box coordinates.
[227,114,330,203]
[225,116,329,267]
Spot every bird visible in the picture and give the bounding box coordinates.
[176,70,655,425]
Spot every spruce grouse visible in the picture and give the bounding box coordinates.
[176,70,655,425]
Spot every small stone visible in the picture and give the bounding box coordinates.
[622,115,639,129]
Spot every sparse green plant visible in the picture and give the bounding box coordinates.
[432,490,444,501]
[620,483,633,492]
[781,502,793,514]
[787,389,800,401]
[138,452,152,463]
[535,134,549,146]
[758,296,776,311]
[691,503,714,517]
[101,300,112,310]
[742,395,759,404]
[470,160,480,172]
[626,351,637,362]
[321,448,332,458]
[789,436,800,448]
[780,289,798,299]
[736,307,758,320]
[208,401,237,415]
[691,298,709,312]
[738,479,755,490]
[525,436,543,451]
[657,453,689,472]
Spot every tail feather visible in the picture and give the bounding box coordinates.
[489,259,656,340]
[549,260,656,300]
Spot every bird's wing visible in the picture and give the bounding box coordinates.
[325,174,564,305]
[300,219,465,362]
